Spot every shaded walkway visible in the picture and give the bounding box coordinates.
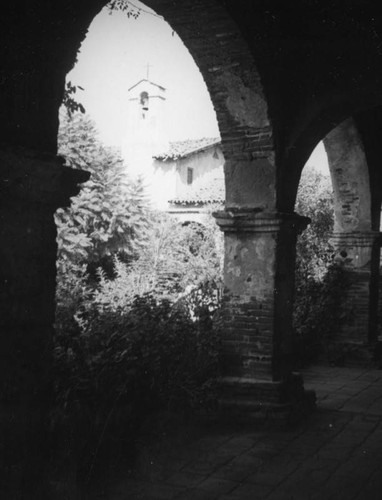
[97,366,382,499]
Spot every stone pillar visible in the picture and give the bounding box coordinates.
[0,149,89,498]
[214,209,315,421]
[330,231,381,350]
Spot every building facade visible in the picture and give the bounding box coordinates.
[121,76,224,215]
[153,137,224,222]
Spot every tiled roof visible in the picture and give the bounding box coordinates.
[153,137,221,161]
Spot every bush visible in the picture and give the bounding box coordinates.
[54,289,221,415]
[293,263,349,365]
[293,165,349,366]
[52,292,221,481]
[81,212,223,313]
[53,111,224,487]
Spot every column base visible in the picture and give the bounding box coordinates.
[216,373,316,425]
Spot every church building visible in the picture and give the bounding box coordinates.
[121,75,224,218]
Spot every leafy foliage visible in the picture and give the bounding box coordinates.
[53,111,223,481]
[132,211,223,294]
[293,166,348,365]
[293,263,349,366]
[78,209,224,314]
[56,112,149,265]
[55,111,151,356]
[295,166,334,280]
[107,0,141,18]
[54,294,220,419]
[62,81,85,117]
[52,292,221,482]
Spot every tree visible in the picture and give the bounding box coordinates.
[107,0,141,18]
[295,165,334,280]
[62,81,85,117]
[55,111,149,266]
[54,111,150,334]
[293,165,348,365]
[91,211,224,313]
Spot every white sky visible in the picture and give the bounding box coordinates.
[66,0,329,175]
[307,142,329,175]
[66,2,220,147]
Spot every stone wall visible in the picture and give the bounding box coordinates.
[0,149,89,497]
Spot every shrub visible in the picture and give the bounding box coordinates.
[293,263,349,365]
[53,112,224,484]
[293,165,349,366]
[295,165,334,281]
[52,292,222,481]
[83,213,223,313]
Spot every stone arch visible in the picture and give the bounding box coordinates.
[324,117,372,235]
[324,118,380,349]
[291,116,380,354]
[0,2,277,494]
[50,0,283,409]
[70,1,308,415]
[277,86,382,213]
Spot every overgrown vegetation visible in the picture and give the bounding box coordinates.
[52,292,221,484]
[54,106,349,485]
[293,166,348,366]
[53,111,223,482]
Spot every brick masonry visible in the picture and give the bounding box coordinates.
[214,210,313,413]
[324,119,372,234]
[323,118,381,359]
[329,232,381,352]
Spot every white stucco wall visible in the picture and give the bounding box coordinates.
[175,145,223,196]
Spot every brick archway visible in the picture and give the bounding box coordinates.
[323,118,380,350]
[324,118,372,235]
[287,115,380,362]
[135,3,313,416]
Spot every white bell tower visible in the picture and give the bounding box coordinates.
[121,76,168,183]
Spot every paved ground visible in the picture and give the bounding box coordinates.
[95,365,382,499]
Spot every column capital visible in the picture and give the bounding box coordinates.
[0,148,90,209]
[213,209,310,234]
[330,231,381,247]
[330,231,381,270]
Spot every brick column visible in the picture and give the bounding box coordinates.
[330,232,381,348]
[0,150,89,498]
[214,209,315,421]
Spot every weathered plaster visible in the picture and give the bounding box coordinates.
[224,233,276,302]
[225,158,277,210]
[324,118,372,233]
[217,71,269,129]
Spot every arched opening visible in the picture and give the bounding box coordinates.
[293,117,380,369]
[52,1,273,490]
[324,118,381,350]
